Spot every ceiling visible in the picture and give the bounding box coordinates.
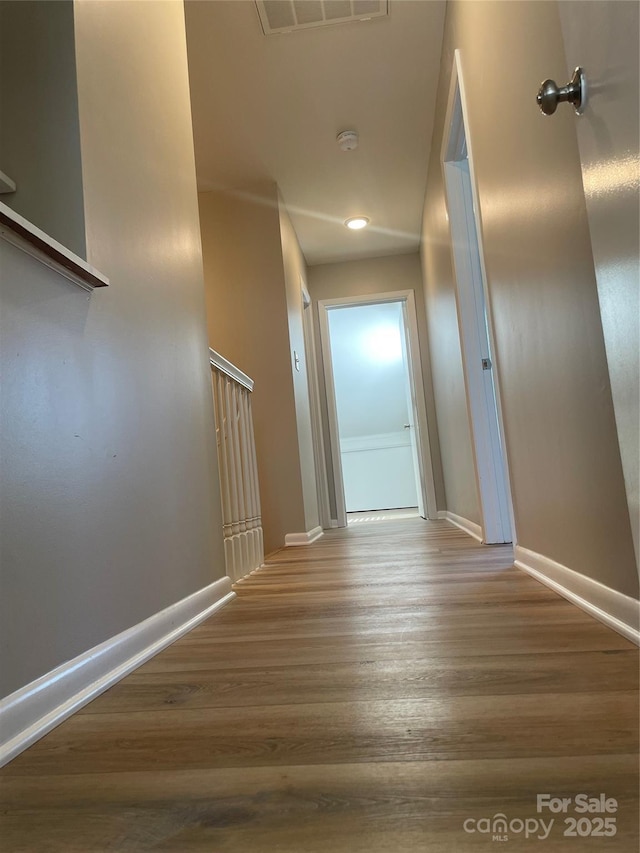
[185,0,446,265]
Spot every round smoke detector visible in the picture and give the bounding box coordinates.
[337,130,359,151]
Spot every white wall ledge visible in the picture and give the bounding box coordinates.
[0,200,109,292]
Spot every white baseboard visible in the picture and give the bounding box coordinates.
[285,526,324,546]
[437,510,483,543]
[0,577,235,767]
[515,545,640,645]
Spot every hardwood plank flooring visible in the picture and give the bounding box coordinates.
[1,518,638,851]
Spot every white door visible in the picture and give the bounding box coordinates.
[327,301,419,514]
[558,0,639,566]
[318,290,438,527]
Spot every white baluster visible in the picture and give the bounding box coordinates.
[239,386,259,566]
[209,349,264,581]
[213,373,231,536]
[246,392,264,565]
[222,376,241,537]
[213,372,236,577]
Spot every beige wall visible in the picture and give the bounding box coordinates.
[0,0,226,698]
[198,185,309,553]
[0,0,86,257]
[421,0,637,597]
[279,197,320,534]
[307,252,446,519]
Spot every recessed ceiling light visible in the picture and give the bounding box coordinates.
[345,216,369,230]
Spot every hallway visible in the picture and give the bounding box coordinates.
[1,518,638,851]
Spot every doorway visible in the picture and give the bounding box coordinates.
[442,51,514,545]
[319,291,437,528]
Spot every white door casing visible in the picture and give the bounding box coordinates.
[442,50,515,545]
[400,301,425,518]
[318,290,438,527]
[301,278,332,531]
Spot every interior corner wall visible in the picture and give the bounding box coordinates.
[307,252,446,520]
[420,0,637,598]
[0,0,226,699]
[278,197,320,534]
[198,184,307,554]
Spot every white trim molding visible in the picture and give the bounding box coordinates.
[441,50,515,545]
[318,289,438,527]
[209,348,254,392]
[515,545,640,645]
[0,200,109,292]
[301,289,333,533]
[438,510,483,543]
[285,526,324,546]
[0,577,234,767]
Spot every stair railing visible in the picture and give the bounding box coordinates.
[209,349,264,581]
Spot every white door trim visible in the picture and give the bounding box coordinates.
[301,277,332,530]
[441,49,516,545]
[318,290,438,527]
[318,300,348,527]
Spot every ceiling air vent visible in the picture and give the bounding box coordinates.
[255,1,389,35]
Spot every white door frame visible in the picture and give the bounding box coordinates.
[441,49,516,545]
[300,277,332,530]
[318,290,438,528]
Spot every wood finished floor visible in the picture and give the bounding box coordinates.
[1,518,638,852]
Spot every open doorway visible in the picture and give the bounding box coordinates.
[319,291,437,528]
[441,51,514,545]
